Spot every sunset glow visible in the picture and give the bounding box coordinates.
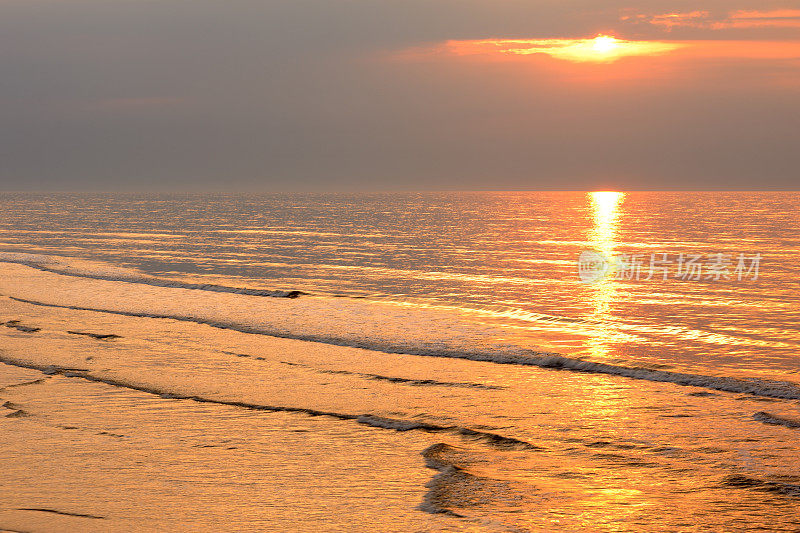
[591,35,619,53]
[447,35,686,63]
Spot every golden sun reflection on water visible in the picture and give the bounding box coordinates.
[589,191,625,259]
[586,191,626,359]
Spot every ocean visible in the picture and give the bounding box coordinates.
[0,191,798,531]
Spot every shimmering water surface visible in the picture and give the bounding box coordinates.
[3,192,800,373]
[0,192,798,531]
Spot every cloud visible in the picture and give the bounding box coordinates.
[726,9,800,28]
[622,11,710,30]
[630,8,800,31]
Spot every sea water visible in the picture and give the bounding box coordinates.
[0,192,798,531]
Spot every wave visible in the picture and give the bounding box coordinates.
[8,294,800,402]
[721,474,800,497]
[276,360,503,390]
[0,354,540,453]
[3,256,800,402]
[0,253,305,298]
[752,411,800,429]
[420,466,491,517]
[15,508,106,520]
[357,415,442,432]
[356,415,540,450]
[2,319,41,333]
[419,443,527,520]
[421,442,481,471]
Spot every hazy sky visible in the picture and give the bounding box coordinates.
[1,0,798,191]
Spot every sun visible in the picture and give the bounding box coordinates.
[591,35,618,54]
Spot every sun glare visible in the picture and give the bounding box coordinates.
[592,35,618,54]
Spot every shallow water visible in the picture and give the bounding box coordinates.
[0,192,798,531]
